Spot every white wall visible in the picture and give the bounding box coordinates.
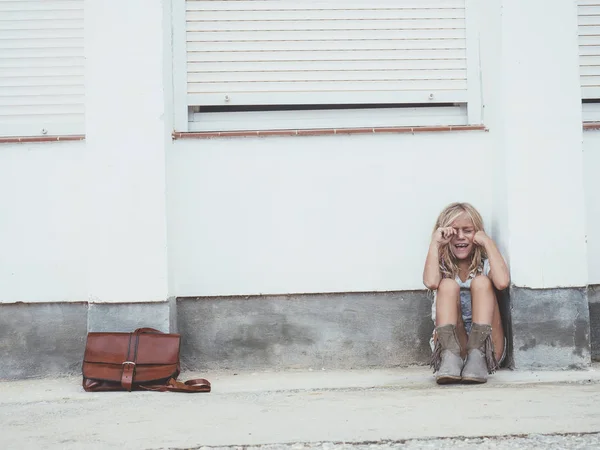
[493,0,588,289]
[0,142,87,303]
[584,132,600,285]
[167,132,493,296]
[84,0,170,303]
[1,1,597,306]
[480,0,510,264]
[0,1,172,305]
[0,131,494,303]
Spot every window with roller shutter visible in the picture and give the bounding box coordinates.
[0,0,85,138]
[579,1,600,122]
[172,0,482,132]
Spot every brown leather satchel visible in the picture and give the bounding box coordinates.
[82,327,210,393]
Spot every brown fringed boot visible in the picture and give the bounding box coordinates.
[461,323,499,384]
[430,324,463,384]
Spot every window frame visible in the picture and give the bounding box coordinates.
[171,0,483,133]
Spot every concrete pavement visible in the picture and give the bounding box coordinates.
[1,366,600,450]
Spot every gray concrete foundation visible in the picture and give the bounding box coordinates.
[511,286,591,369]
[177,292,434,371]
[0,303,88,380]
[496,288,514,369]
[589,285,600,361]
[87,302,172,333]
[1,285,595,379]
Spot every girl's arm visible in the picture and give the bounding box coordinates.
[475,232,510,290]
[423,227,455,290]
[423,241,442,289]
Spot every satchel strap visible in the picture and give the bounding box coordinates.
[119,328,211,393]
[121,328,165,390]
[121,331,140,391]
[121,361,136,392]
[140,377,211,393]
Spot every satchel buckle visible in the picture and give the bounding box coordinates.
[122,361,136,367]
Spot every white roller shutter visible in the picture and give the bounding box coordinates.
[579,1,600,100]
[0,0,84,137]
[184,0,468,108]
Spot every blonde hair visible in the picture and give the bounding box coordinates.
[433,202,487,279]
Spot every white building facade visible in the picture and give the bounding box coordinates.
[0,0,598,378]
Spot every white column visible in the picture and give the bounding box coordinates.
[492,0,591,369]
[85,0,170,303]
[501,0,587,289]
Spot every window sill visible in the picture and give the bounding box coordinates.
[583,122,600,131]
[173,125,486,140]
[0,135,85,144]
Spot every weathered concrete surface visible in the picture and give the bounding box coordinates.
[589,285,600,361]
[191,434,600,450]
[2,285,594,381]
[177,292,433,371]
[1,367,600,450]
[0,302,88,380]
[87,301,171,332]
[511,287,590,369]
[496,288,514,368]
[168,297,178,332]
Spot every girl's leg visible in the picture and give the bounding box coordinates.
[432,278,466,383]
[463,275,504,383]
[471,275,505,361]
[435,278,468,356]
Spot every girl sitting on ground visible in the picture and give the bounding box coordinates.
[423,202,510,384]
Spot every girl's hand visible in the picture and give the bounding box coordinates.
[434,227,456,245]
[474,230,490,246]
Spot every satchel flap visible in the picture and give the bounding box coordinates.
[83,333,130,364]
[135,333,180,365]
[83,332,181,365]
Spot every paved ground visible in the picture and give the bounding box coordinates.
[1,367,600,450]
[210,434,600,450]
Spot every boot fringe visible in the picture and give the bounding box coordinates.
[430,340,442,373]
[484,334,499,374]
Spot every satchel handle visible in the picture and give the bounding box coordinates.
[133,327,163,335]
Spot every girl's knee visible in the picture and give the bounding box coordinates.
[438,278,460,295]
[471,274,493,292]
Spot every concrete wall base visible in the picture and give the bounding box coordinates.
[0,286,595,379]
[177,292,434,371]
[0,303,88,380]
[589,285,600,361]
[511,286,591,369]
[87,302,172,333]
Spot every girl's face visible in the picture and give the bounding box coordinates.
[449,213,476,261]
